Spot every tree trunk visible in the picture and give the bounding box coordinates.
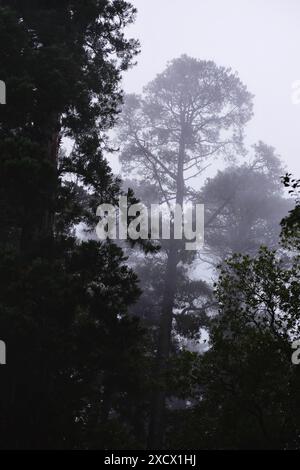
[20,114,60,252]
[148,127,186,449]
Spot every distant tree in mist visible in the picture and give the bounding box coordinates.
[202,141,291,262]
[118,54,253,447]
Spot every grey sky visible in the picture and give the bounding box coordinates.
[121,0,300,176]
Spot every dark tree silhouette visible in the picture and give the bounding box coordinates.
[0,1,152,449]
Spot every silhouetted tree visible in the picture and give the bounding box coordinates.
[0,1,152,449]
[118,55,253,447]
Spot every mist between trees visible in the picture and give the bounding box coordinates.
[0,0,300,451]
[0,80,5,104]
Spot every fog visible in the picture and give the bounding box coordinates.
[122,0,300,175]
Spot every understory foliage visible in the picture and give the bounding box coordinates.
[165,178,300,450]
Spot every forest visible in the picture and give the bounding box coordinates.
[0,0,300,450]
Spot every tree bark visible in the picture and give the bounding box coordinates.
[20,114,60,252]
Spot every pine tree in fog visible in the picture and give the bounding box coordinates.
[118,55,253,447]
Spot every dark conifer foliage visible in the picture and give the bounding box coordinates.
[0,1,149,449]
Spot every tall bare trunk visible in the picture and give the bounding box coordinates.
[148,128,185,449]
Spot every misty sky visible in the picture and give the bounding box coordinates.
[121,0,300,176]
